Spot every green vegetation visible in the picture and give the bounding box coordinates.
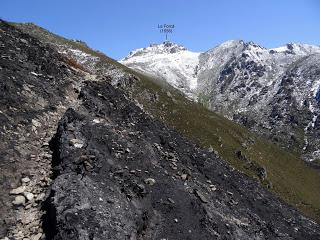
[15,22,320,223]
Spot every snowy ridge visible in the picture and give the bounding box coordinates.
[271,43,320,55]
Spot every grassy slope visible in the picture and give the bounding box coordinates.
[15,22,320,223]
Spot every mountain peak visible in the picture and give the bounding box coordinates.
[150,41,187,50]
[215,40,265,51]
[120,41,200,96]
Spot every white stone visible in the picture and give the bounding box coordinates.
[24,192,34,201]
[12,195,26,206]
[10,186,26,195]
[31,233,42,240]
[93,118,101,123]
[69,139,84,148]
[36,193,46,201]
[181,174,188,181]
[21,177,30,183]
[144,178,156,186]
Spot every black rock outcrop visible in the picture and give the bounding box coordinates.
[46,80,320,239]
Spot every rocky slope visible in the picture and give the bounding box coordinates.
[1,20,320,239]
[45,80,320,239]
[0,20,84,239]
[121,40,320,162]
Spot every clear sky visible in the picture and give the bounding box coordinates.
[1,0,320,60]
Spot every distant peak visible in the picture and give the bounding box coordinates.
[216,40,265,50]
[270,43,320,55]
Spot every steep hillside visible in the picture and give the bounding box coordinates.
[14,22,320,225]
[45,79,320,239]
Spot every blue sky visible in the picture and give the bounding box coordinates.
[1,0,320,59]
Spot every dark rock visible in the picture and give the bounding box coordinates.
[0,20,73,236]
[44,81,320,239]
[194,189,209,203]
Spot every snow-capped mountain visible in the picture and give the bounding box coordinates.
[120,42,200,98]
[121,40,320,161]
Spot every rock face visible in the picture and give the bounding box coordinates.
[45,80,320,239]
[121,40,320,161]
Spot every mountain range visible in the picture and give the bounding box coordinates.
[120,40,320,163]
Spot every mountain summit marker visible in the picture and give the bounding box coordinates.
[158,24,174,41]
